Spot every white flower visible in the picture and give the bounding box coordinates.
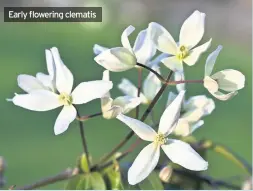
[118,66,162,104]
[101,70,141,119]
[16,48,57,94]
[149,10,212,72]
[117,91,208,185]
[203,45,245,101]
[8,47,113,135]
[94,25,156,72]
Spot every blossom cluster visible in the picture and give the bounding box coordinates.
[8,10,245,185]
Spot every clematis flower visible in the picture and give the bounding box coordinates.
[203,45,245,101]
[118,66,162,104]
[17,48,57,93]
[117,91,208,185]
[101,70,141,119]
[8,47,113,135]
[149,10,212,72]
[166,71,215,136]
[94,25,156,72]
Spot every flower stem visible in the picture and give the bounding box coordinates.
[136,67,142,119]
[136,63,165,82]
[167,79,203,84]
[76,109,91,171]
[95,70,174,166]
[76,112,103,121]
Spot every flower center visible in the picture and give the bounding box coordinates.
[58,93,73,106]
[176,45,189,60]
[154,133,166,146]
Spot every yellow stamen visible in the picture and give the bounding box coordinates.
[58,93,73,106]
[154,133,166,146]
[176,45,189,60]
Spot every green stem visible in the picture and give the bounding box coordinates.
[136,67,142,119]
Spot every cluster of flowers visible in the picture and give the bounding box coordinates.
[8,10,245,185]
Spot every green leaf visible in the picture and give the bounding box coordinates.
[138,171,164,190]
[79,154,90,173]
[103,166,124,190]
[90,172,107,190]
[64,175,83,190]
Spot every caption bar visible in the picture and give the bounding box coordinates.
[4,7,102,22]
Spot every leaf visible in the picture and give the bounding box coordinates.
[138,171,164,190]
[103,166,124,190]
[64,175,83,190]
[79,154,91,173]
[90,172,107,190]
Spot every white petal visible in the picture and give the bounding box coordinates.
[158,91,185,136]
[184,39,212,66]
[148,53,170,68]
[116,114,156,141]
[102,106,122,119]
[102,70,111,98]
[143,66,162,102]
[121,25,135,51]
[161,56,183,72]
[17,74,46,93]
[72,80,113,105]
[45,49,56,80]
[174,71,185,92]
[112,96,141,114]
[203,76,219,93]
[118,78,148,104]
[180,10,206,48]
[54,105,77,135]
[162,139,208,171]
[128,143,160,185]
[149,22,177,55]
[11,90,61,111]
[182,108,205,123]
[205,45,222,76]
[36,73,54,91]
[210,90,238,101]
[93,44,109,55]
[211,69,245,91]
[133,29,156,65]
[173,119,204,137]
[166,92,177,107]
[94,47,136,72]
[51,47,74,94]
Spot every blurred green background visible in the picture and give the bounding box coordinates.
[0,0,251,189]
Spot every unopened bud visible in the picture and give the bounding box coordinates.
[159,165,173,183]
[242,177,252,190]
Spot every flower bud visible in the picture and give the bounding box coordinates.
[159,166,173,183]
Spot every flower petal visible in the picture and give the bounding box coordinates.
[203,76,219,93]
[51,47,74,94]
[116,114,156,141]
[166,92,177,107]
[133,29,156,65]
[17,74,46,93]
[162,139,208,171]
[93,44,109,55]
[94,47,137,72]
[158,91,185,136]
[143,66,162,102]
[118,78,148,104]
[205,45,223,76]
[179,10,206,48]
[112,96,141,114]
[121,25,135,51]
[210,90,238,101]
[182,108,205,123]
[36,73,54,91]
[211,69,245,91]
[101,96,114,119]
[173,119,204,137]
[174,71,185,92]
[148,53,170,68]
[45,49,56,80]
[11,90,61,111]
[149,22,177,55]
[161,56,183,72]
[102,70,111,98]
[54,105,77,135]
[72,80,113,105]
[128,143,160,185]
[184,39,212,66]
